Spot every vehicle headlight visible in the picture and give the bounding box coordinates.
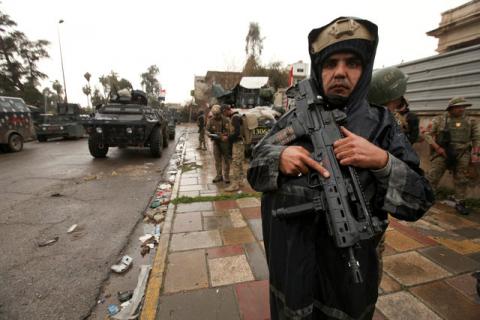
[126,127,132,134]
[42,127,46,131]
[96,127,103,133]
[60,126,64,130]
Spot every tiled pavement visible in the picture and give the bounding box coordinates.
[146,127,480,320]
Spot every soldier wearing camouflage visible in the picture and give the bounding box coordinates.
[368,66,419,144]
[425,97,480,204]
[206,105,232,183]
[197,110,207,150]
[223,105,246,192]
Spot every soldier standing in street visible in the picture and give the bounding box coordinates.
[247,17,434,319]
[222,105,246,192]
[424,97,480,215]
[197,110,207,150]
[368,66,420,144]
[207,104,231,183]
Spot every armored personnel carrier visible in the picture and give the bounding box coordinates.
[82,90,168,158]
[36,103,86,142]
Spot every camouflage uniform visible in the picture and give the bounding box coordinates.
[225,112,245,192]
[197,113,207,150]
[206,114,231,182]
[425,111,480,200]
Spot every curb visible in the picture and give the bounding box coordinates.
[140,132,188,320]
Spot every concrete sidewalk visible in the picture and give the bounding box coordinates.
[142,125,480,320]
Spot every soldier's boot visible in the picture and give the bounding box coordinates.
[455,200,470,215]
[224,182,240,192]
[212,176,223,183]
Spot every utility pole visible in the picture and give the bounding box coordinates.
[58,19,68,103]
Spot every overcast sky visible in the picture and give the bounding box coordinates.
[2,0,469,106]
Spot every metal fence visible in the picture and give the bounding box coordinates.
[397,44,480,112]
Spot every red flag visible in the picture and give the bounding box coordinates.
[288,66,294,87]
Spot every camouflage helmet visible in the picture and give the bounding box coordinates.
[447,96,472,109]
[368,67,408,105]
[211,104,221,115]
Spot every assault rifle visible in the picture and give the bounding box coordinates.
[272,80,384,283]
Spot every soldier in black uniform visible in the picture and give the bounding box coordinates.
[247,17,434,320]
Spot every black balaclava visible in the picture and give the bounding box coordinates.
[308,17,379,113]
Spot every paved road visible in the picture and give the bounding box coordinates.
[0,127,187,320]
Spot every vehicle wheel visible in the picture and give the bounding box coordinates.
[88,134,109,158]
[150,127,163,158]
[38,136,47,142]
[169,131,175,140]
[162,129,168,147]
[8,133,23,152]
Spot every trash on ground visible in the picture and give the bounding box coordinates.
[120,300,131,309]
[83,175,97,181]
[150,199,161,208]
[140,246,150,257]
[97,298,105,304]
[112,265,151,320]
[38,236,59,247]
[108,304,120,316]
[117,290,134,303]
[50,193,63,197]
[153,213,165,223]
[67,224,78,233]
[158,183,171,190]
[139,234,153,243]
[111,255,133,274]
[147,243,155,249]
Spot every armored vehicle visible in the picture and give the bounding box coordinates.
[36,103,86,142]
[0,96,35,152]
[82,90,168,158]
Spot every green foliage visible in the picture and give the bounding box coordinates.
[140,65,162,106]
[0,7,50,104]
[99,71,132,100]
[171,192,261,205]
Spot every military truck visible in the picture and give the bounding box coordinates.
[0,96,35,152]
[82,90,168,158]
[36,103,86,142]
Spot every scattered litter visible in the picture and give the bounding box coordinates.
[120,300,131,309]
[168,175,176,183]
[83,175,97,181]
[50,193,63,197]
[153,213,165,223]
[111,255,133,274]
[139,234,153,243]
[97,298,105,304]
[158,184,171,190]
[112,265,151,320]
[140,246,150,257]
[108,304,120,316]
[67,224,78,233]
[38,236,59,247]
[147,243,155,249]
[150,199,161,208]
[117,290,134,303]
